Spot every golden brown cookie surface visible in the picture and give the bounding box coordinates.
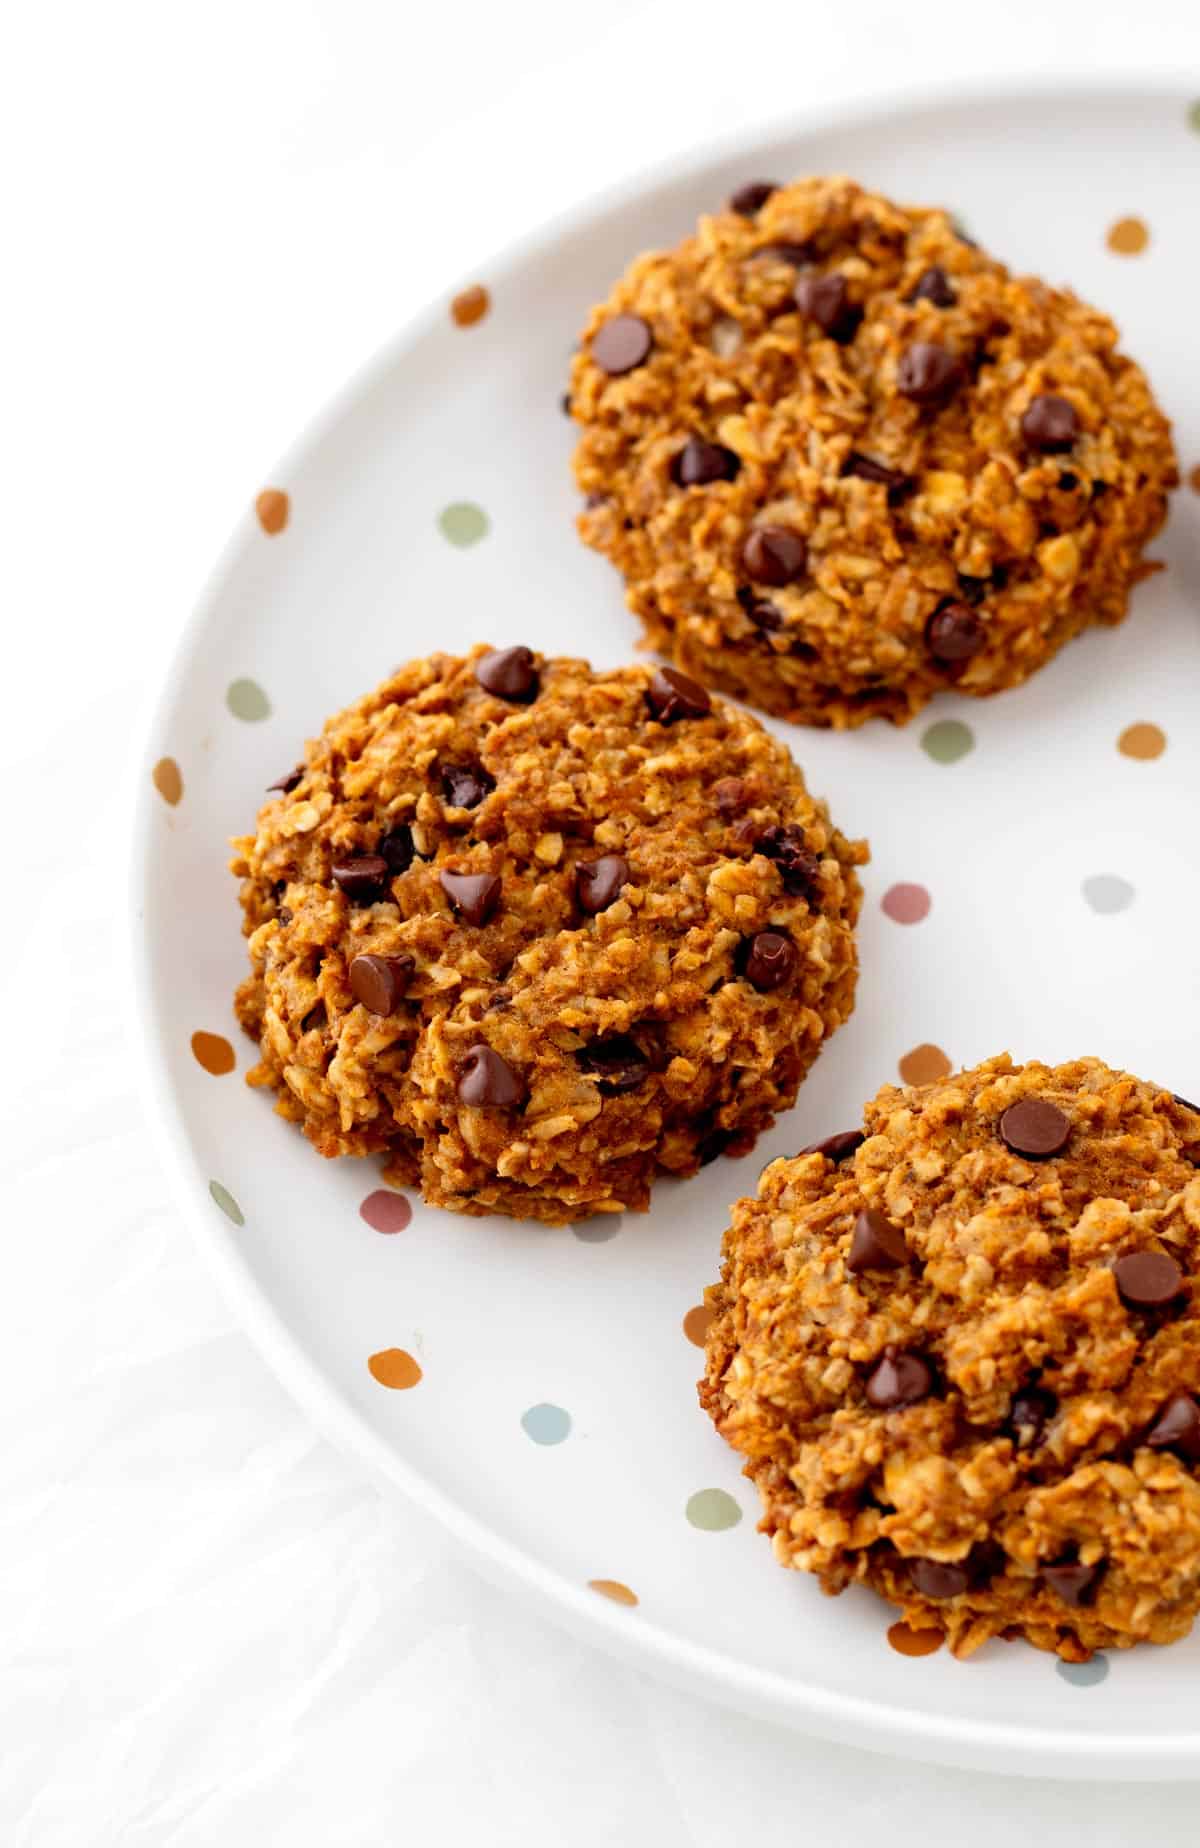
[231,646,864,1223]
[701,1054,1200,1657]
[570,177,1177,727]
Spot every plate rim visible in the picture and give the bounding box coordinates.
[127,69,1200,1781]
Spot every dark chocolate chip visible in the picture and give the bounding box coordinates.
[714,777,750,818]
[646,666,712,723]
[485,988,512,1012]
[794,270,860,341]
[800,1129,864,1164]
[576,1035,649,1094]
[847,1207,908,1273]
[1057,470,1079,491]
[755,825,821,902]
[910,1558,969,1600]
[277,906,293,924]
[439,869,501,926]
[475,645,539,702]
[729,180,778,215]
[576,853,629,915]
[457,1045,525,1108]
[897,340,965,405]
[844,452,911,496]
[378,823,416,875]
[954,572,991,606]
[1144,1392,1200,1462]
[925,601,986,666]
[331,853,390,903]
[998,1097,1072,1159]
[1021,393,1079,453]
[348,952,413,1015]
[1113,1250,1184,1309]
[742,524,807,587]
[267,765,303,794]
[1008,1386,1057,1451]
[737,585,784,630]
[743,930,797,993]
[909,264,957,307]
[1042,1558,1101,1607]
[697,1127,732,1167]
[753,240,813,265]
[865,1346,934,1410]
[592,314,653,376]
[560,392,572,416]
[441,762,495,809]
[672,437,740,487]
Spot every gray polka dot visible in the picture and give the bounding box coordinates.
[1082,874,1135,915]
[572,1215,623,1243]
[1055,1654,1109,1688]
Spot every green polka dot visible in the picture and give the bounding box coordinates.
[1188,99,1200,134]
[921,719,974,764]
[1056,1654,1109,1688]
[686,1488,742,1532]
[438,502,489,547]
[209,1179,244,1226]
[226,678,271,722]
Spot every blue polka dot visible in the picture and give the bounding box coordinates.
[521,1402,571,1445]
[1056,1654,1109,1687]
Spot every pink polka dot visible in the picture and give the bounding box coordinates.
[881,883,931,925]
[359,1190,412,1234]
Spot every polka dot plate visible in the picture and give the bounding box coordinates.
[131,81,1200,1780]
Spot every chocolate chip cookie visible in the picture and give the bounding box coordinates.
[569,177,1177,727]
[231,646,865,1223]
[700,1054,1200,1657]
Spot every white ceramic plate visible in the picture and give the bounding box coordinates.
[131,80,1200,1779]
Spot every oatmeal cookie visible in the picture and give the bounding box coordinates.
[570,176,1176,727]
[700,1054,1200,1657]
[231,646,864,1223]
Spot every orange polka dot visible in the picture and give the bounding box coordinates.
[887,1620,944,1657]
[451,285,490,328]
[1118,722,1166,761]
[152,756,183,805]
[1106,216,1148,256]
[255,488,290,535]
[368,1347,423,1389]
[190,1030,236,1076]
[682,1304,715,1347]
[589,1578,638,1607]
[899,1043,952,1086]
[1188,464,1200,495]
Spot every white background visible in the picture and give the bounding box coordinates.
[3,3,1200,1842]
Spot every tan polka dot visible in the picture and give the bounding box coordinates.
[1106,216,1148,256]
[1118,721,1166,761]
[451,285,490,328]
[368,1347,422,1389]
[1188,464,1200,495]
[887,1620,944,1657]
[589,1578,638,1607]
[152,756,183,805]
[899,1043,952,1086]
[682,1304,715,1347]
[255,488,290,535]
[190,1030,236,1076]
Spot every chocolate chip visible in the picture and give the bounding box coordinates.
[267,765,303,794]
[1042,1558,1101,1606]
[378,823,416,875]
[671,437,741,487]
[439,869,501,926]
[714,777,750,818]
[457,1045,525,1107]
[1057,471,1079,491]
[592,314,653,375]
[755,825,821,901]
[475,645,539,701]
[576,1035,649,1094]
[348,952,413,1015]
[925,602,986,665]
[897,340,965,405]
[331,853,390,903]
[910,1559,968,1600]
[646,666,712,722]
[1144,1392,1200,1461]
[485,989,511,1012]
[998,1097,1072,1159]
[847,1207,908,1272]
[800,1129,864,1163]
[1021,393,1079,453]
[844,452,910,496]
[742,524,807,587]
[729,180,777,215]
[1113,1250,1184,1309]
[560,392,572,415]
[865,1346,934,1409]
[1008,1386,1057,1451]
[736,586,784,630]
[743,930,796,992]
[441,762,494,809]
[794,271,860,341]
[910,264,957,307]
[753,240,813,265]
[576,853,629,914]
[954,573,990,606]
[697,1127,732,1167]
